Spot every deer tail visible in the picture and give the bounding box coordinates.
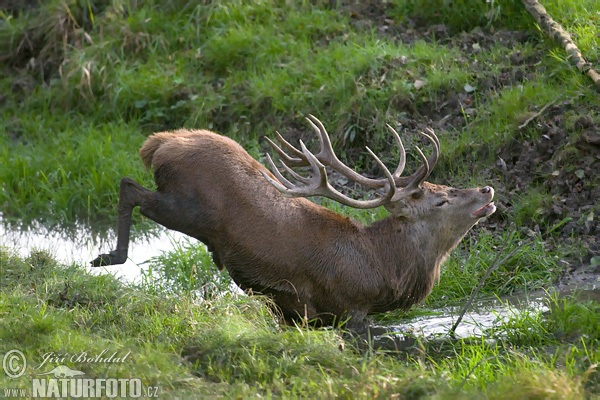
[139,132,172,171]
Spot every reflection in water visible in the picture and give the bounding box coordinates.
[0,220,190,283]
[384,299,549,338]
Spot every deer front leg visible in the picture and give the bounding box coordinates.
[343,309,370,334]
[91,177,152,267]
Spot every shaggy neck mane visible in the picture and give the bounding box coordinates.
[366,216,457,311]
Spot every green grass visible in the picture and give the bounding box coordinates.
[428,230,574,304]
[1,0,598,225]
[0,117,149,224]
[0,248,598,398]
[139,238,234,299]
[1,1,599,397]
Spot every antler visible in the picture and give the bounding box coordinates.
[261,140,397,209]
[264,115,403,189]
[394,127,439,190]
[262,116,441,209]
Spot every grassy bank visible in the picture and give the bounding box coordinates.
[0,0,598,230]
[1,1,599,397]
[1,248,598,398]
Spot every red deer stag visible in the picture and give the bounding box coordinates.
[92,115,495,327]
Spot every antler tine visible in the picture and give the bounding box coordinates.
[392,127,440,190]
[364,146,396,201]
[385,123,406,181]
[305,115,324,144]
[306,114,334,159]
[279,158,311,185]
[305,115,387,189]
[275,131,306,160]
[417,130,439,180]
[276,139,331,198]
[423,127,440,150]
[421,128,440,169]
[260,167,291,194]
[264,153,295,189]
[305,115,345,172]
[265,134,307,168]
[400,132,437,189]
[412,145,430,186]
[390,144,430,202]
[299,140,329,188]
[304,117,328,159]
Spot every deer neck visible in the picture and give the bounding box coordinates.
[366,216,457,308]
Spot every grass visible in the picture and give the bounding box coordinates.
[1,0,599,397]
[0,248,598,398]
[139,237,234,300]
[1,0,598,225]
[427,230,575,304]
[0,117,149,224]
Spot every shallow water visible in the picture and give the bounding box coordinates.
[2,218,598,339]
[377,281,599,340]
[382,298,549,339]
[0,219,190,283]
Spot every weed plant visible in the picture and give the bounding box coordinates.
[1,248,598,398]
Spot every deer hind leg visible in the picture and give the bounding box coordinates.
[91,177,154,266]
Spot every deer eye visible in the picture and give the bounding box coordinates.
[436,200,449,207]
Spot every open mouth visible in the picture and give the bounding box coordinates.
[471,202,496,218]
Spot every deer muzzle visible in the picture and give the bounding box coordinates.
[470,186,496,218]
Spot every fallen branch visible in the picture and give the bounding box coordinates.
[448,238,532,338]
[521,0,600,88]
[517,97,560,130]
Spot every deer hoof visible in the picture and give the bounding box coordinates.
[91,251,125,267]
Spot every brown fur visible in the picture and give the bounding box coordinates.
[93,129,495,328]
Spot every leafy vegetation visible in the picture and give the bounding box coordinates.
[1,0,598,397]
[1,249,598,398]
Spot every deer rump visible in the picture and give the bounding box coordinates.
[93,116,496,328]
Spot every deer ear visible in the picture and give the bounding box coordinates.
[384,200,409,216]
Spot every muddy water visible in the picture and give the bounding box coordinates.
[0,219,190,283]
[378,276,600,339]
[376,279,600,340]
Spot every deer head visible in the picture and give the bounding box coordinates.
[261,115,496,240]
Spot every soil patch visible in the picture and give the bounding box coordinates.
[491,100,599,236]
